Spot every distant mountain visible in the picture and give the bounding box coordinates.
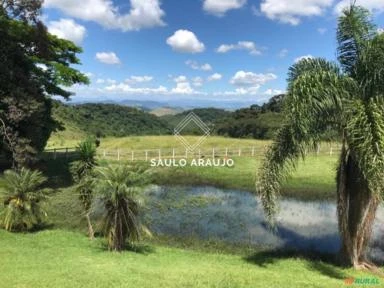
[150,106,184,117]
[66,97,260,111]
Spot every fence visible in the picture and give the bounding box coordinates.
[43,143,343,161]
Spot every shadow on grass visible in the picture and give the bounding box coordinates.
[245,223,350,280]
[245,249,348,280]
[36,157,77,189]
[95,239,156,255]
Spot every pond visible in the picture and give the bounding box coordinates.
[142,185,384,262]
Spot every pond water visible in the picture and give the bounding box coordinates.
[142,185,384,262]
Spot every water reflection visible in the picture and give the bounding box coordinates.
[142,185,384,262]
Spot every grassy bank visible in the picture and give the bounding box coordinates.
[0,229,375,288]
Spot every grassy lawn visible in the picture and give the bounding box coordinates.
[44,136,339,200]
[0,229,376,288]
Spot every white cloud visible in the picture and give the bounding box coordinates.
[105,83,168,94]
[218,86,262,96]
[106,79,117,84]
[278,48,288,58]
[169,75,203,94]
[294,54,314,63]
[44,0,166,31]
[173,75,188,83]
[192,77,204,87]
[230,71,277,86]
[172,82,195,94]
[317,27,327,35]
[125,75,153,84]
[378,28,384,35]
[96,79,105,84]
[216,41,262,55]
[208,73,223,81]
[167,30,205,53]
[47,18,86,44]
[95,52,121,65]
[334,0,384,15]
[264,88,285,95]
[185,60,212,71]
[260,0,333,25]
[84,72,94,78]
[203,0,247,16]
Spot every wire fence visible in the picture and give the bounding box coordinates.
[43,143,343,161]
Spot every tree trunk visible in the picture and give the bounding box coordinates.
[336,146,380,268]
[85,213,94,240]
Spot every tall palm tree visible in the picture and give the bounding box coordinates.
[0,168,50,231]
[256,5,384,269]
[71,139,97,239]
[95,164,151,251]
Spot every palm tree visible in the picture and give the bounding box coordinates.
[0,168,50,231]
[95,164,151,251]
[256,5,384,270]
[71,139,97,239]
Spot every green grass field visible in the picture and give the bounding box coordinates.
[46,136,339,200]
[0,229,377,288]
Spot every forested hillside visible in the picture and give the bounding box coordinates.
[216,95,284,139]
[50,96,286,141]
[52,101,172,138]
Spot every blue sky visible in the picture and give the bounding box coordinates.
[42,0,384,105]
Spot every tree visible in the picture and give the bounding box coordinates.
[96,165,152,251]
[0,0,89,167]
[70,139,97,240]
[0,167,50,231]
[256,5,384,269]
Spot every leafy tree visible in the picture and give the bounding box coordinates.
[71,139,97,239]
[96,165,151,251]
[0,167,50,231]
[0,0,88,167]
[256,5,384,269]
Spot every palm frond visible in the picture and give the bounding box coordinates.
[337,5,376,75]
[0,168,50,231]
[344,97,384,196]
[257,58,354,226]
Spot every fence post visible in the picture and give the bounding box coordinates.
[131,151,134,161]
[212,148,215,158]
[158,149,161,160]
[54,148,57,160]
[145,150,148,161]
[103,149,106,158]
[238,148,241,157]
[117,149,120,161]
[225,148,228,157]
[172,148,175,159]
[316,144,320,156]
[252,146,255,157]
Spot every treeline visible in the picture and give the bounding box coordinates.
[53,102,172,137]
[216,95,284,139]
[53,95,286,140]
[160,95,285,139]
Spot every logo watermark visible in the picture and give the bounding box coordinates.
[174,112,210,152]
[149,112,235,167]
[150,158,234,167]
[344,277,380,285]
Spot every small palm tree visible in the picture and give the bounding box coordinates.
[0,168,50,231]
[95,164,151,251]
[71,138,97,239]
[257,5,384,269]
